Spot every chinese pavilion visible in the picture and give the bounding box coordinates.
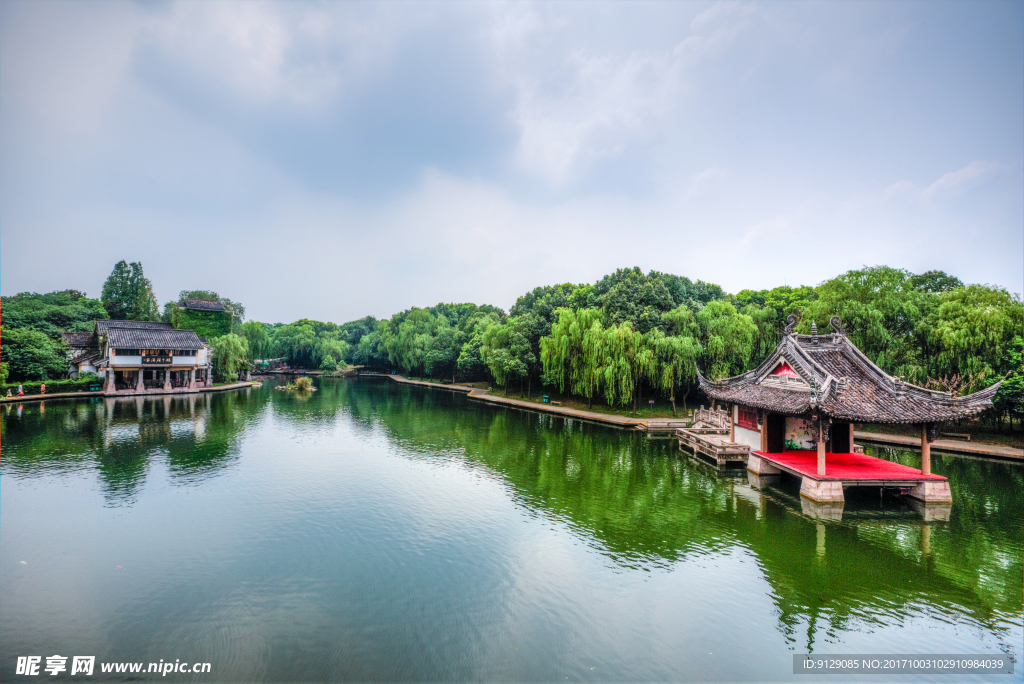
[696,315,1001,503]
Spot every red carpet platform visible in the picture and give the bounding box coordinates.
[752,450,947,482]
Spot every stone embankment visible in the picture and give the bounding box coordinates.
[0,381,259,404]
[367,373,1024,460]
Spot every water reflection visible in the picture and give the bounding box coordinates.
[2,377,1020,663]
[1,390,262,505]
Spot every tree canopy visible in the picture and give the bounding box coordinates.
[101,261,160,321]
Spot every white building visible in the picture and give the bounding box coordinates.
[92,320,214,394]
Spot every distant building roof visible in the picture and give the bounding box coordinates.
[71,349,103,365]
[180,298,226,312]
[106,327,204,350]
[62,331,96,348]
[698,316,1001,424]
[97,319,172,334]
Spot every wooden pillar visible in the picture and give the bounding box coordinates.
[760,413,768,452]
[921,423,931,476]
[817,423,826,476]
[729,404,735,442]
[848,423,855,453]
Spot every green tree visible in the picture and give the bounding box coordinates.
[480,317,536,395]
[695,300,757,380]
[456,313,499,381]
[354,331,385,368]
[541,307,604,406]
[802,266,929,376]
[1,327,68,380]
[242,321,273,362]
[597,321,655,413]
[928,285,1022,392]
[650,308,702,416]
[210,334,249,382]
[1,290,108,337]
[424,322,465,383]
[101,261,159,321]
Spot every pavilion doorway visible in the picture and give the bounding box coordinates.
[827,422,851,453]
[765,413,786,453]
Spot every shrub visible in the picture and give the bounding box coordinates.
[2,377,101,395]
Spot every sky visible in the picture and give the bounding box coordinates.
[1,1,1021,324]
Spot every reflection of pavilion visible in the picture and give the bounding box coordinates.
[699,316,1001,506]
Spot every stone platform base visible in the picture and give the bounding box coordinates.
[801,497,845,520]
[747,453,782,476]
[909,480,953,503]
[800,478,845,503]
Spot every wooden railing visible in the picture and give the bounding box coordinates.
[693,405,730,429]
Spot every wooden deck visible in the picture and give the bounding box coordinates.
[676,427,750,466]
[748,450,952,504]
[641,419,691,434]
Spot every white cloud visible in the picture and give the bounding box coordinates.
[922,161,1000,200]
[884,161,1002,203]
[503,2,761,187]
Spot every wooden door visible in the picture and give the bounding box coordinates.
[828,423,850,453]
[766,413,786,453]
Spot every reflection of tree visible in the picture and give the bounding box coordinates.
[356,379,1022,649]
[2,379,1019,650]
[0,391,261,505]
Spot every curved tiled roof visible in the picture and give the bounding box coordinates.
[97,319,172,334]
[181,298,226,312]
[106,327,204,350]
[698,331,1001,424]
[62,331,96,347]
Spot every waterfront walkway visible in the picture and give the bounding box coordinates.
[365,373,1024,461]
[854,430,1022,461]
[0,381,259,404]
[365,374,661,429]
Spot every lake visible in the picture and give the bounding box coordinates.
[2,377,1020,681]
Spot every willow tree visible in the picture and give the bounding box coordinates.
[647,329,701,417]
[211,333,250,382]
[695,300,757,380]
[599,322,655,415]
[541,308,605,405]
[241,321,271,363]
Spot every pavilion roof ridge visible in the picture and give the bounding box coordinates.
[699,326,1003,423]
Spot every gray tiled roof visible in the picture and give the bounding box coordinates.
[181,298,226,312]
[106,327,204,350]
[699,330,1001,424]
[97,319,172,334]
[71,349,103,365]
[62,331,96,347]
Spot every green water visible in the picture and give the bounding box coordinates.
[1,377,1021,681]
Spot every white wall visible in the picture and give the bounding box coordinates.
[734,424,761,451]
[785,416,817,449]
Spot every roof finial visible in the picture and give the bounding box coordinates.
[782,314,798,336]
[829,315,845,336]
[811,321,817,336]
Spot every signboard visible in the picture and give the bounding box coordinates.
[142,355,173,365]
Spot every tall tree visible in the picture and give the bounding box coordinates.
[101,261,159,321]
